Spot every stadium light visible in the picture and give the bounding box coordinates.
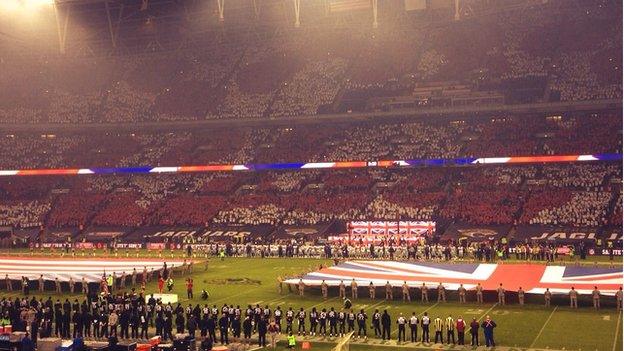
[0,1,19,12]
[0,0,55,12]
[29,0,56,5]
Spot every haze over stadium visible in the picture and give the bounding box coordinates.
[0,1,622,351]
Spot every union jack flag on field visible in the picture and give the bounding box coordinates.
[0,257,188,283]
[285,261,623,296]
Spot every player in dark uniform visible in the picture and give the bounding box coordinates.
[218,313,229,345]
[338,310,346,337]
[285,307,294,334]
[372,309,381,338]
[318,308,327,337]
[328,307,338,337]
[253,304,262,332]
[309,308,318,336]
[381,310,391,341]
[356,309,367,339]
[347,310,355,334]
[274,306,282,333]
[297,308,306,336]
[263,305,271,321]
[242,315,253,344]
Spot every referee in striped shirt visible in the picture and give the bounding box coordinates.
[434,317,444,344]
[445,314,455,344]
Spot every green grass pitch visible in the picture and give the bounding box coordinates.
[1,256,621,351]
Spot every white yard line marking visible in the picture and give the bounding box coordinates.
[419,302,439,316]
[612,311,622,351]
[211,287,262,304]
[361,299,387,312]
[478,303,498,321]
[265,295,289,305]
[309,296,339,309]
[529,306,558,349]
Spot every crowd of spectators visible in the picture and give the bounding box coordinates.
[520,162,620,227]
[522,191,612,227]
[118,133,192,168]
[149,194,226,227]
[462,118,544,157]
[257,172,313,193]
[0,114,620,231]
[282,191,370,225]
[365,192,443,221]
[0,0,620,124]
[200,175,241,194]
[541,164,618,190]
[91,192,147,227]
[0,201,50,228]
[324,121,465,162]
[482,166,537,186]
[213,204,285,226]
[46,193,106,228]
[270,58,348,118]
[440,188,523,225]
[611,192,622,226]
[0,135,83,170]
[520,188,574,225]
[0,159,620,230]
[541,114,622,155]
[550,47,621,101]
[1,113,617,172]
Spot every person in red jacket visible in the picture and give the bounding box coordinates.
[158,276,165,293]
[456,316,466,345]
[186,278,194,299]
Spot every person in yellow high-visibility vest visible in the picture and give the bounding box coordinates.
[106,274,113,293]
[434,317,444,344]
[287,332,296,349]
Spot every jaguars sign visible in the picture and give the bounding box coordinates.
[441,224,510,242]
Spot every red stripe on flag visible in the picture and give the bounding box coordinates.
[507,155,579,164]
[480,264,545,290]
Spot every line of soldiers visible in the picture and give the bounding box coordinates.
[3,260,195,295]
[299,279,624,309]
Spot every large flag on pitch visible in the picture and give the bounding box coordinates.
[0,257,188,282]
[285,260,623,296]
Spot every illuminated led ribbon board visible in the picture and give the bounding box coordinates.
[0,153,621,177]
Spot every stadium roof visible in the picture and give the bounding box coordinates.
[0,0,604,57]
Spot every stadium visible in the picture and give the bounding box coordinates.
[0,0,622,350]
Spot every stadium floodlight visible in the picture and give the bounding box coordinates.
[28,0,56,5]
[0,1,20,12]
[0,0,55,12]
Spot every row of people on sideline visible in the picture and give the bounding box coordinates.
[292,279,624,309]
